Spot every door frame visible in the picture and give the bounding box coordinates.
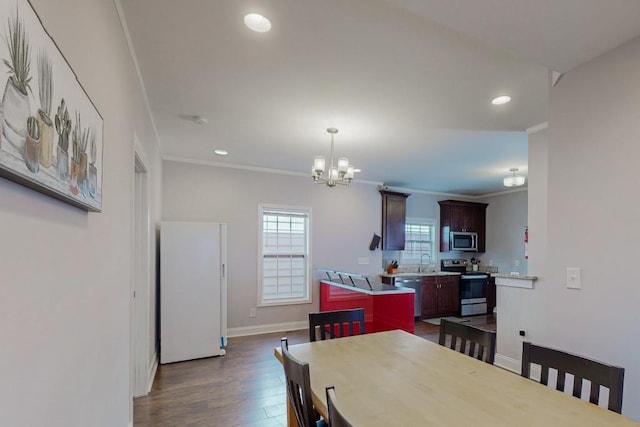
[130,135,155,401]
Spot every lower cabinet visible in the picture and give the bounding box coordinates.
[421,276,460,319]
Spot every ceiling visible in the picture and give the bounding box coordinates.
[120,0,640,196]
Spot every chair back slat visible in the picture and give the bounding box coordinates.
[572,377,583,398]
[590,382,600,406]
[326,386,354,427]
[438,319,496,364]
[556,371,566,391]
[281,338,319,427]
[540,366,549,385]
[521,342,625,413]
[309,309,365,342]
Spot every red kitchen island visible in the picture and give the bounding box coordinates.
[319,272,415,334]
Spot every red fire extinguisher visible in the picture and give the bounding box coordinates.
[524,226,529,260]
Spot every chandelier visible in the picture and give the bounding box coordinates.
[312,128,357,187]
[503,168,526,187]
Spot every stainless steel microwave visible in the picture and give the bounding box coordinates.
[450,231,478,251]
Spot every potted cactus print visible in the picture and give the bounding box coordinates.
[54,99,71,181]
[0,0,103,212]
[24,116,40,173]
[2,10,32,152]
[78,125,89,197]
[36,51,54,168]
[88,130,97,198]
[69,111,82,195]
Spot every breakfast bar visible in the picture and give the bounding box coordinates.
[318,270,415,334]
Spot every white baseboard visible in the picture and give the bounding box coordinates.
[227,320,308,338]
[494,353,521,373]
[146,353,158,393]
[495,353,541,380]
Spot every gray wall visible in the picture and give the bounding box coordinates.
[0,0,163,425]
[162,161,383,329]
[508,37,640,420]
[481,190,528,274]
[162,162,529,334]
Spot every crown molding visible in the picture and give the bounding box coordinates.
[113,0,162,150]
[163,155,384,186]
[163,156,527,199]
[526,122,548,135]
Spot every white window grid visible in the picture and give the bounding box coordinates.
[260,207,310,305]
[402,220,435,264]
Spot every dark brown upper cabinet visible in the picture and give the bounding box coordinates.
[380,190,410,250]
[439,200,488,252]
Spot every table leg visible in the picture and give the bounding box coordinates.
[286,396,299,427]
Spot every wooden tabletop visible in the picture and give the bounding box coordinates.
[274,330,638,426]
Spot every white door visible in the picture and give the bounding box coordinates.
[160,222,225,364]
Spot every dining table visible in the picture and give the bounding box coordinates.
[274,329,638,426]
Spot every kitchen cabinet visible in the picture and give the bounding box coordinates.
[380,190,410,250]
[438,200,488,252]
[421,275,460,319]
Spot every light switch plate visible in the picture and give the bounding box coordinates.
[566,267,581,289]
[358,257,370,265]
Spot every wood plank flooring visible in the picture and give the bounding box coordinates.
[134,314,496,426]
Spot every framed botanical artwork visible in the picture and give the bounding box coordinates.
[0,0,103,212]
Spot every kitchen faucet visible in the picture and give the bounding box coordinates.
[419,253,431,272]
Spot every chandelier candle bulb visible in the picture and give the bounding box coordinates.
[330,167,339,180]
[338,157,349,174]
[346,165,355,180]
[313,156,325,174]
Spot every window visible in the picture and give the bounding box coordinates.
[401,218,436,265]
[258,205,311,306]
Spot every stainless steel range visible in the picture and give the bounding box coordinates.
[441,259,488,316]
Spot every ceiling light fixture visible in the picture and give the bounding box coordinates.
[312,128,357,187]
[492,95,511,105]
[214,149,228,156]
[503,168,525,187]
[190,115,208,125]
[244,13,271,32]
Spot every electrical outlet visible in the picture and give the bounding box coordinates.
[358,257,370,265]
[514,260,520,267]
[566,268,581,289]
[249,308,256,318]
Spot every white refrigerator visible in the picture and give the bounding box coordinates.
[160,221,227,364]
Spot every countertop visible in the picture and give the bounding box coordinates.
[491,273,538,280]
[320,279,415,295]
[379,271,461,278]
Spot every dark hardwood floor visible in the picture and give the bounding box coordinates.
[134,314,496,426]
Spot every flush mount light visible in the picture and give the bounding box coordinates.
[214,149,228,156]
[503,168,525,187]
[492,95,511,105]
[244,13,271,32]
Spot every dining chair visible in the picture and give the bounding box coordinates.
[325,386,353,427]
[280,338,327,427]
[308,308,365,342]
[521,341,625,413]
[438,319,496,364]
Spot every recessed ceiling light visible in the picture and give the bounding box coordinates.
[214,149,228,156]
[492,95,511,105]
[244,13,271,33]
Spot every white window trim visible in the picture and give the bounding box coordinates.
[402,217,439,265]
[257,203,312,307]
